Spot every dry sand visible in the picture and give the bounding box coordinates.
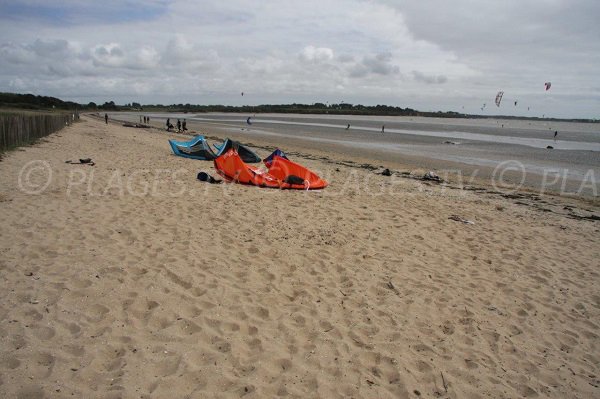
[0,115,599,398]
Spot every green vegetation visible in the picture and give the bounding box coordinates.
[0,92,80,111]
[139,102,432,117]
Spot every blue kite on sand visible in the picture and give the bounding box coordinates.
[169,135,261,163]
[168,135,215,160]
[263,149,289,167]
[211,139,261,163]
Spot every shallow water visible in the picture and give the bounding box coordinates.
[191,116,600,151]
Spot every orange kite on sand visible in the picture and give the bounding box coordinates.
[214,149,327,189]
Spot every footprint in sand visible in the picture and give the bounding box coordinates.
[62,344,85,357]
[86,303,110,322]
[254,306,270,320]
[16,385,45,399]
[415,360,432,373]
[32,325,55,340]
[3,355,20,369]
[276,358,293,372]
[30,352,55,378]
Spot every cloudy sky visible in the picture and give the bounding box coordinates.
[1,0,599,118]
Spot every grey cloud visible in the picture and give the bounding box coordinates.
[0,39,71,65]
[91,44,126,68]
[94,46,123,57]
[364,53,396,75]
[337,54,354,63]
[0,43,36,64]
[412,70,447,84]
[348,52,400,78]
[30,39,70,58]
[348,64,368,78]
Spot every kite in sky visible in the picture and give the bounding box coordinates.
[495,91,504,107]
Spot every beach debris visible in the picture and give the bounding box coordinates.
[546,145,554,149]
[422,171,441,182]
[197,171,222,184]
[66,158,95,166]
[122,123,150,128]
[24,271,33,276]
[487,305,504,315]
[449,215,475,225]
[381,168,392,176]
[441,371,448,393]
[544,82,552,91]
[442,140,459,145]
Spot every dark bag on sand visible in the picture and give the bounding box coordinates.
[197,172,222,184]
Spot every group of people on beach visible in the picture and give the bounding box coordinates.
[140,116,151,124]
[166,118,187,133]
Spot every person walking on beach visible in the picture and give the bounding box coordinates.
[104,113,108,124]
[166,118,171,131]
[177,119,182,133]
[381,125,385,133]
[182,119,187,132]
[346,123,350,130]
[554,130,558,141]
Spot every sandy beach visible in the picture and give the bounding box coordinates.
[1,115,599,398]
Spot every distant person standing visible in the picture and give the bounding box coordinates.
[554,130,558,141]
[104,113,108,124]
[381,125,385,133]
[182,119,187,132]
[177,119,182,133]
[346,123,350,130]
[166,118,171,131]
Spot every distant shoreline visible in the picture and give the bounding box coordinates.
[1,92,598,123]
